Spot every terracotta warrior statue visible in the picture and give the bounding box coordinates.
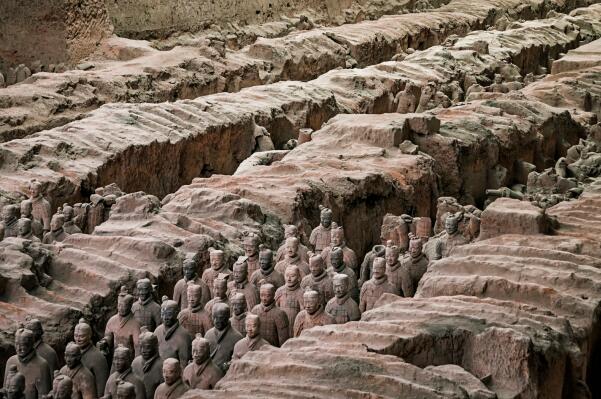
[229,293,248,335]
[204,303,243,373]
[0,222,4,241]
[182,335,223,389]
[61,205,82,235]
[358,244,386,288]
[275,237,310,277]
[42,214,70,244]
[383,241,410,297]
[328,247,359,302]
[59,342,97,399]
[359,257,397,313]
[154,297,192,366]
[178,283,213,337]
[325,274,361,324]
[227,257,259,310]
[24,319,59,376]
[431,212,469,260]
[20,200,43,239]
[1,204,19,238]
[201,249,231,297]
[309,206,333,253]
[249,246,284,289]
[232,314,272,360]
[131,330,163,399]
[275,225,309,263]
[394,82,418,114]
[274,266,304,337]
[132,279,161,332]
[293,290,333,337]
[115,382,136,399]
[74,319,109,396]
[301,253,334,306]
[400,236,429,295]
[153,359,188,399]
[3,368,25,399]
[204,277,230,320]
[48,375,73,399]
[28,181,51,234]
[242,233,261,277]
[103,346,145,399]
[320,224,358,274]
[173,257,210,311]
[251,283,289,347]
[105,287,141,356]
[4,328,52,399]
[17,218,40,242]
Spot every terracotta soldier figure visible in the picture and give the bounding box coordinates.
[0,222,4,241]
[153,359,188,399]
[274,266,304,337]
[301,253,334,306]
[309,206,333,253]
[115,382,136,399]
[74,319,109,396]
[103,346,145,399]
[132,279,161,332]
[431,212,469,260]
[105,287,141,356]
[320,224,358,274]
[43,214,70,244]
[154,297,192,366]
[182,335,223,389]
[4,328,52,399]
[249,247,284,289]
[325,274,361,324]
[49,375,73,399]
[201,249,231,297]
[25,319,59,375]
[131,330,163,399]
[204,303,243,373]
[395,82,418,113]
[17,219,40,242]
[61,205,82,235]
[275,225,309,264]
[251,283,289,347]
[173,258,210,310]
[178,283,213,337]
[359,244,385,287]
[204,278,230,320]
[227,257,259,310]
[328,247,359,302]
[29,181,51,233]
[359,258,397,313]
[383,241,410,297]
[229,293,247,335]
[400,236,429,295]
[232,314,272,360]
[293,290,334,337]
[242,233,261,278]
[20,200,43,239]
[59,342,97,399]
[4,368,25,399]
[275,237,310,277]
[1,204,19,238]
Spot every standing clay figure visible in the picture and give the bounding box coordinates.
[249,247,284,289]
[251,283,289,347]
[242,233,261,278]
[204,278,230,320]
[154,297,192,366]
[182,335,223,389]
[86,195,106,234]
[173,258,210,310]
[359,258,397,313]
[227,257,259,310]
[42,214,70,244]
[432,212,469,260]
[201,249,231,297]
[394,82,418,113]
[309,206,333,253]
[415,82,437,113]
[321,224,358,274]
[229,293,247,335]
[1,204,19,238]
[0,222,4,241]
[132,279,162,332]
[275,225,309,263]
[115,382,136,399]
[62,206,82,235]
[73,204,89,233]
[20,200,43,239]
[59,342,97,399]
[328,247,359,302]
[204,303,243,372]
[359,244,386,287]
[3,368,25,399]
[383,241,410,297]
[29,181,52,233]
[274,266,304,337]
[489,74,508,93]
[293,290,333,337]
[4,328,52,399]
[232,314,272,360]
[49,375,73,399]
[178,283,213,337]
[400,236,429,295]
[17,219,40,242]
[24,319,59,376]
[131,330,163,399]
[301,253,334,306]
[153,359,188,399]
[74,319,109,396]
[325,274,361,324]
[103,346,145,399]
[105,287,142,356]
[275,237,310,277]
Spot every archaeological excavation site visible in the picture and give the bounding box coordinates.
[3,0,601,398]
